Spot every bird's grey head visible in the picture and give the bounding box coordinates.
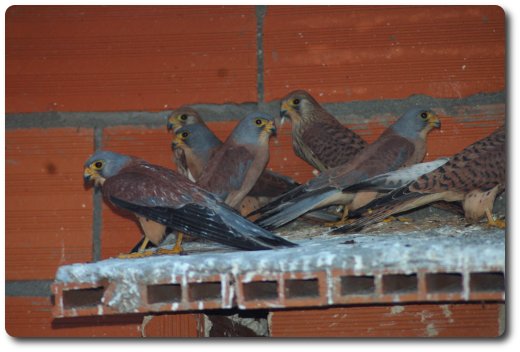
[390,107,441,139]
[166,106,204,132]
[280,90,321,122]
[231,112,277,145]
[172,124,222,155]
[83,150,133,185]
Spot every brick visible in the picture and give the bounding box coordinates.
[143,313,201,337]
[263,5,504,102]
[6,5,257,113]
[5,128,94,280]
[270,303,502,337]
[5,297,143,337]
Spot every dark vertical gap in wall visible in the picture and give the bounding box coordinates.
[256,5,267,103]
[92,127,104,262]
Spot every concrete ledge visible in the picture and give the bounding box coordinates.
[51,223,505,318]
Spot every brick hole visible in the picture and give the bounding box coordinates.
[340,275,375,295]
[284,278,319,299]
[425,273,463,293]
[382,274,418,294]
[242,281,278,301]
[62,287,105,309]
[470,272,505,292]
[147,284,182,304]
[188,282,221,302]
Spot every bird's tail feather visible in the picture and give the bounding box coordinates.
[247,183,309,217]
[255,189,337,230]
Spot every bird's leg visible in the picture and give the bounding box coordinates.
[325,207,353,227]
[139,238,150,252]
[118,238,157,259]
[155,232,184,255]
[484,208,506,229]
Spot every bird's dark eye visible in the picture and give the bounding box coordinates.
[94,161,103,169]
[421,112,428,119]
[255,119,263,125]
[180,114,188,121]
[181,132,189,138]
[293,98,300,105]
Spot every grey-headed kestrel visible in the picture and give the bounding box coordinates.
[167,107,300,202]
[280,90,367,172]
[166,106,208,181]
[332,126,506,233]
[252,107,441,230]
[83,150,296,257]
[197,112,279,210]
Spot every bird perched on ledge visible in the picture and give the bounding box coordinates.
[197,112,278,210]
[168,107,299,214]
[83,150,296,256]
[333,126,506,233]
[279,90,367,172]
[252,107,441,230]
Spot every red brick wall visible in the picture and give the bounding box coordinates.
[5,5,505,337]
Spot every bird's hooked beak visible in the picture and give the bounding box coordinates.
[280,101,290,120]
[83,167,92,183]
[266,120,277,137]
[166,117,180,133]
[83,167,94,182]
[428,114,441,129]
[83,167,104,187]
[171,136,183,149]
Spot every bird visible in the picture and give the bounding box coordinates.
[171,123,222,182]
[166,106,209,181]
[252,107,441,230]
[197,112,278,210]
[168,107,300,196]
[279,90,367,172]
[332,126,506,233]
[83,150,297,257]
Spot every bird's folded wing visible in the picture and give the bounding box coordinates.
[301,119,367,170]
[342,158,450,193]
[110,196,296,251]
[198,144,254,201]
[248,170,299,198]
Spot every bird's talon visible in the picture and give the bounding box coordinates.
[382,216,397,223]
[155,246,184,256]
[486,218,506,229]
[117,250,155,259]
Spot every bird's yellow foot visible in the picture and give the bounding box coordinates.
[382,216,413,223]
[485,217,506,229]
[485,209,506,229]
[117,250,156,259]
[325,207,351,227]
[155,246,183,255]
[155,232,184,255]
